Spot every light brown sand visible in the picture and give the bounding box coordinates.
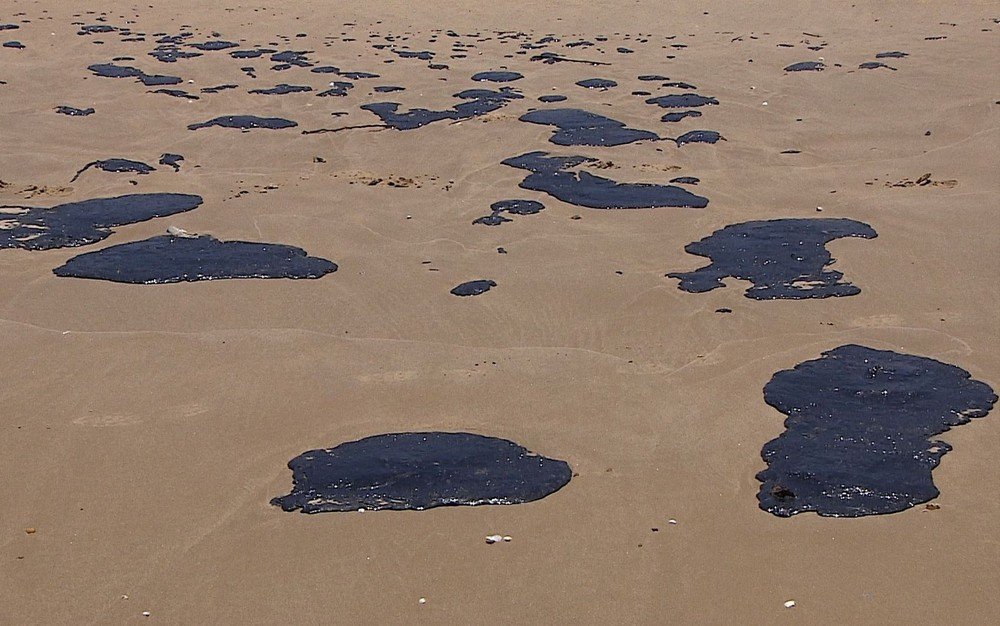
[1,1,998,623]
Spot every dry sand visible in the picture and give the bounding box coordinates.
[1,1,998,623]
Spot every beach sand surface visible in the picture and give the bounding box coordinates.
[1,1,998,623]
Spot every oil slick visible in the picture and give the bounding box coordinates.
[271,432,572,513]
[520,109,659,146]
[668,218,876,299]
[451,279,497,296]
[53,234,337,283]
[187,115,298,130]
[473,199,545,226]
[502,151,708,209]
[757,345,996,517]
[0,193,203,250]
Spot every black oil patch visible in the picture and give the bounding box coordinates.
[0,193,203,250]
[230,48,277,59]
[784,61,826,71]
[392,49,434,60]
[189,40,239,51]
[645,93,719,108]
[248,83,313,95]
[668,218,877,299]
[54,234,337,283]
[451,279,497,296]
[530,51,608,66]
[661,110,702,123]
[501,151,708,209]
[473,199,544,225]
[472,70,523,82]
[187,115,298,130]
[674,130,724,146]
[87,62,182,86]
[662,81,697,89]
[269,50,315,67]
[55,106,95,116]
[159,153,184,172]
[757,345,996,517]
[149,88,200,99]
[859,61,896,70]
[361,87,522,130]
[520,108,659,146]
[148,46,201,63]
[575,78,617,89]
[70,158,155,182]
[339,70,379,79]
[317,81,354,97]
[271,432,572,513]
[200,84,239,94]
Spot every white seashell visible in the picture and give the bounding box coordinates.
[167,226,197,238]
[485,534,503,544]
[784,600,796,608]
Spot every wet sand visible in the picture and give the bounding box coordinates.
[1,1,998,623]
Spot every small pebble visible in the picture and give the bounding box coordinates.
[142,611,151,617]
[24,528,36,534]
[784,600,796,609]
[418,598,426,605]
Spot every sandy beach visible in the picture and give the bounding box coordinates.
[2,1,998,623]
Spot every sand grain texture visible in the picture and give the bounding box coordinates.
[1,1,998,624]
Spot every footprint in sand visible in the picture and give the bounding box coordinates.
[73,413,142,427]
